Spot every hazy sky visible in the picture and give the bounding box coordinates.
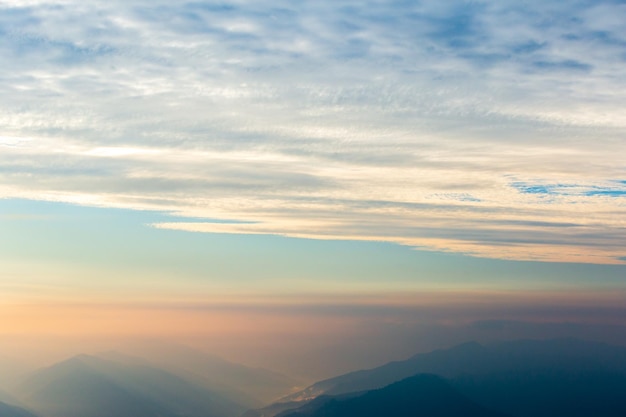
[1,0,626,379]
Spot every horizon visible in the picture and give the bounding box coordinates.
[1,0,626,392]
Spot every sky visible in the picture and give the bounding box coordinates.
[1,0,626,380]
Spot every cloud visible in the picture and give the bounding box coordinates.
[1,0,626,263]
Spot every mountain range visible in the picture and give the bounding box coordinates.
[279,374,512,417]
[2,339,626,417]
[114,342,300,404]
[253,338,626,417]
[16,354,247,417]
[0,401,39,417]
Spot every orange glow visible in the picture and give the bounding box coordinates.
[1,288,624,338]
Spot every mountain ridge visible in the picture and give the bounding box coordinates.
[16,353,247,417]
[253,338,626,417]
[279,374,512,417]
[0,401,39,417]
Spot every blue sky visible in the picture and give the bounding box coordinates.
[1,0,626,375]
[2,198,626,296]
[2,0,626,263]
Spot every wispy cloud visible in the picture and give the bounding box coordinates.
[1,0,625,263]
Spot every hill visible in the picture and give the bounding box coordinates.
[273,339,626,417]
[0,401,39,417]
[280,374,511,417]
[15,354,247,417]
[114,342,300,404]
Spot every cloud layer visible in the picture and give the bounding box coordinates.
[1,0,626,263]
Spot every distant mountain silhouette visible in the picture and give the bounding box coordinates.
[279,374,511,417]
[115,342,300,404]
[0,401,39,417]
[16,354,247,417]
[275,339,626,417]
[8,339,626,417]
[242,399,315,417]
[0,389,23,409]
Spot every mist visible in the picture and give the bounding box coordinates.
[2,288,625,382]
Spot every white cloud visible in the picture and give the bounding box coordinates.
[1,0,625,263]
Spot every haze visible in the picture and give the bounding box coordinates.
[1,0,625,388]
